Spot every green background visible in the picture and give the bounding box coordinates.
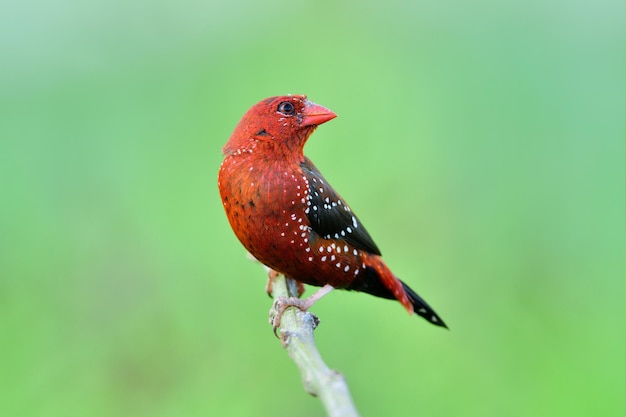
[1,1,623,416]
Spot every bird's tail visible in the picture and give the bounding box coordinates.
[349,253,448,328]
[401,281,448,328]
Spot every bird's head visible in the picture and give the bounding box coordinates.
[223,95,336,158]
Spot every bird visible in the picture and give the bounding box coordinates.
[218,94,447,329]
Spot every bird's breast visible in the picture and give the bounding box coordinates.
[219,156,312,259]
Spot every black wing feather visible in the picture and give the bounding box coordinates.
[300,158,381,255]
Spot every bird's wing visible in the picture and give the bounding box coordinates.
[300,158,382,256]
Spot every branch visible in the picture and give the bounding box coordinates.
[268,272,361,417]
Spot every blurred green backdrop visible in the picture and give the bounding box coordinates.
[0,1,623,416]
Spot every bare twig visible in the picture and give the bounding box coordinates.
[268,272,361,417]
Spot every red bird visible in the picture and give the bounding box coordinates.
[218,95,446,328]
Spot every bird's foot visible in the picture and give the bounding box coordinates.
[269,296,320,335]
[269,284,335,335]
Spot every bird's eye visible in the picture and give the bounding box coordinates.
[277,101,295,115]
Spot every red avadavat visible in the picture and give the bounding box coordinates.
[218,95,446,328]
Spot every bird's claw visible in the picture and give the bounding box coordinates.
[269,296,319,337]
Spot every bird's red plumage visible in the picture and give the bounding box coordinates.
[218,95,446,328]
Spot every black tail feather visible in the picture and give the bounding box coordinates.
[402,281,448,329]
[347,266,448,328]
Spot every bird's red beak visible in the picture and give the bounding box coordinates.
[301,100,337,127]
